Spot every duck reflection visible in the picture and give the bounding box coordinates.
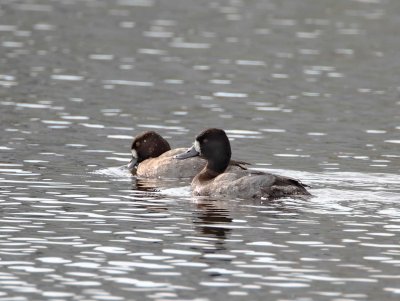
[191,197,301,241]
[131,176,187,193]
[132,176,161,192]
[192,198,233,241]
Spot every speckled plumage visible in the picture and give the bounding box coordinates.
[136,148,205,178]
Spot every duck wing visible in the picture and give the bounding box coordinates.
[229,159,251,170]
[264,174,311,198]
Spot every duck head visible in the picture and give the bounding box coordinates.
[175,128,231,173]
[127,131,171,170]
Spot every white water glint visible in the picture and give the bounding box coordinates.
[1,0,400,301]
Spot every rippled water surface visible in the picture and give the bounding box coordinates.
[1,0,400,300]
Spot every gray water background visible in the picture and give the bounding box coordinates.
[0,0,400,300]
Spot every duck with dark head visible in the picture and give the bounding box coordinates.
[127,131,205,178]
[128,130,249,179]
[176,128,311,199]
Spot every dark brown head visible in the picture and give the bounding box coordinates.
[175,128,231,173]
[127,131,171,170]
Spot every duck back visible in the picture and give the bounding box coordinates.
[137,148,205,178]
[192,169,310,199]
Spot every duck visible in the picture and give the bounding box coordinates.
[175,128,311,199]
[127,131,249,179]
[127,131,205,178]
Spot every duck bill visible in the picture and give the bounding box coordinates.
[175,145,199,160]
[127,157,138,170]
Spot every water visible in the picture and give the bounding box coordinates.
[1,0,400,300]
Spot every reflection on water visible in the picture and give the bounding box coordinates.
[1,0,400,300]
[193,199,234,241]
[2,166,399,300]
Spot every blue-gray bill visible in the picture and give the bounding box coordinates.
[127,157,138,170]
[174,145,199,160]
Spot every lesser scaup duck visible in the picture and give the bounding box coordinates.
[127,131,205,178]
[175,128,311,199]
[127,131,249,179]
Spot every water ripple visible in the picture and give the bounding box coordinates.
[1,0,399,300]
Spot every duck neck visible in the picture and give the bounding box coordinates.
[209,157,229,173]
[198,157,229,181]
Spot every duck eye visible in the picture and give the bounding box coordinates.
[203,138,208,143]
[135,142,141,148]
